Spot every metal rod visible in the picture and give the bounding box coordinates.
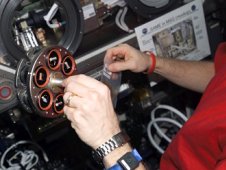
[50,77,64,87]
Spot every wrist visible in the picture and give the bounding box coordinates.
[106,147,144,170]
[93,128,121,149]
[103,143,132,168]
[92,131,130,165]
[143,51,156,74]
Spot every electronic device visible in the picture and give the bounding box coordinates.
[15,46,77,118]
[1,46,78,143]
[0,64,18,114]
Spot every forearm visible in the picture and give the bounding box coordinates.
[106,44,215,92]
[154,57,215,93]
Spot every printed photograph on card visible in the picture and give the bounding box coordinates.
[152,19,197,58]
[135,0,211,61]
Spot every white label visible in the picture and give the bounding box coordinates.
[82,3,96,20]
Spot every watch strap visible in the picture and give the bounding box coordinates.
[107,149,142,170]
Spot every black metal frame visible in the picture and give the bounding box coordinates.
[0,0,84,66]
[125,0,182,19]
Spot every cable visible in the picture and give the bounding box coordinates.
[115,8,127,32]
[147,104,188,153]
[147,117,183,154]
[0,140,49,170]
[151,105,188,122]
[120,7,133,33]
[43,3,66,29]
[115,7,133,33]
[151,105,188,143]
[46,20,66,29]
[185,106,193,118]
[7,150,39,170]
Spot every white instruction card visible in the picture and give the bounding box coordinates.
[135,0,211,60]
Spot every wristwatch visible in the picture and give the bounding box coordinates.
[92,131,130,163]
[107,149,143,170]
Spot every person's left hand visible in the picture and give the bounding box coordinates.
[63,74,121,149]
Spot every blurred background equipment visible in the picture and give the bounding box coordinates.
[0,0,84,66]
[0,0,226,169]
[124,0,182,19]
[0,64,18,114]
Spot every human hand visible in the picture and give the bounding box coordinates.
[104,44,151,73]
[63,74,121,149]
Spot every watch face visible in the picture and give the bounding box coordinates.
[118,152,139,170]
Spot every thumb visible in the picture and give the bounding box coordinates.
[108,62,131,72]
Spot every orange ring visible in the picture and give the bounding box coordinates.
[62,55,76,76]
[34,66,50,88]
[0,86,12,100]
[37,89,53,111]
[46,49,62,70]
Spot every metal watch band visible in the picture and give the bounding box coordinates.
[94,131,130,161]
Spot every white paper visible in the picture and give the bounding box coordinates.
[101,0,126,8]
[135,0,210,61]
[82,3,96,20]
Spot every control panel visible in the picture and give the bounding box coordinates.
[15,46,77,118]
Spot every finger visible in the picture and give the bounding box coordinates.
[71,122,77,131]
[63,75,90,88]
[62,75,76,87]
[64,105,83,123]
[63,92,85,109]
[63,92,73,106]
[63,105,75,121]
[64,81,89,98]
[66,74,105,90]
[104,45,128,63]
[63,92,72,102]
[107,60,132,72]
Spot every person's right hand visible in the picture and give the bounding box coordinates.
[104,44,151,73]
[62,75,121,150]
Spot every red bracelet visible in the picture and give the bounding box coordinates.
[146,51,156,74]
